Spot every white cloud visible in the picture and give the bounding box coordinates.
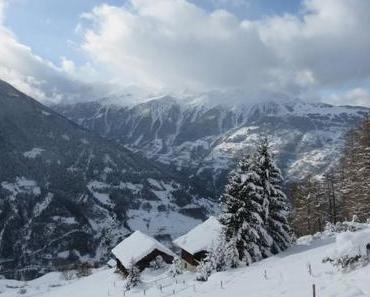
[327,88,370,107]
[0,0,370,106]
[80,0,276,94]
[258,0,370,89]
[0,25,104,103]
[0,0,107,103]
[78,0,370,105]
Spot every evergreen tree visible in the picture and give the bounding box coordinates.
[225,236,239,268]
[196,259,211,281]
[219,154,270,264]
[212,242,227,272]
[169,257,184,277]
[255,137,292,254]
[124,261,141,290]
[207,233,228,272]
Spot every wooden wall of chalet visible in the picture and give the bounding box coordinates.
[116,249,174,276]
[116,259,128,276]
[136,249,174,271]
[180,249,208,267]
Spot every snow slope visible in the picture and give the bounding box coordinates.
[3,228,370,297]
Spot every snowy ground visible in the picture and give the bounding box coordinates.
[2,229,370,297]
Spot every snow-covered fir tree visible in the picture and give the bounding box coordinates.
[196,259,211,281]
[124,262,141,290]
[169,257,184,277]
[219,154,270,264]
[225,236,239,268]
[198,233,240,280]
[211,245,227,272]
[255,137,292,254]
[208,233,228,272]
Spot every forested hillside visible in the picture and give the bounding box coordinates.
[291,116,370,235]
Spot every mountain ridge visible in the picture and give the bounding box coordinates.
[54,94,369,195]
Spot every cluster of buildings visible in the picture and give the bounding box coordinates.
[110,217,222,275]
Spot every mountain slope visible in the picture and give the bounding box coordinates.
[2,226,370,297]
[55,95,369,194]
[0,81,212,279]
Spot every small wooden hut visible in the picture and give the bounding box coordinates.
[112,230,175,276]
[173,216,222,271]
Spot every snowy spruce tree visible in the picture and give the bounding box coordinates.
[124,261,141,290]
[169,257,184,277]
[219,154,270,264]
[197,232,238,281]
[255,137,292,254]
[196,259,212,281]
[211,245,227,272]
[209,233,228,272]
[225,236,240,268]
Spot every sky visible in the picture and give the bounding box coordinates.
[0,0,370,106]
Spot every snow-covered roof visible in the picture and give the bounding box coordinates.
[173,216,223,255]
[112,231,176,268]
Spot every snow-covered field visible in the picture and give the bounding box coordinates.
[2,229,370,297]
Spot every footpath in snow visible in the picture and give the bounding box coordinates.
[1,229,370,297]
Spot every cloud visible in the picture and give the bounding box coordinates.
[78,0,370,105]
[80,0,276,94]
[0,0,106,103]
[1,0,370,106]
[0,26,106,103]
[326,88,370,107]
[258,0,370,89]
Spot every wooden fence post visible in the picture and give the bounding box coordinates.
[312,284,316,297]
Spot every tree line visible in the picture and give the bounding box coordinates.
[291,116,370,236]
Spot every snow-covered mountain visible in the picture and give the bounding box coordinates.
[0,81,213,279]
[55,94,369,194]
[2,79,368,280]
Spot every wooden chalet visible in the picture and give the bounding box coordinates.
[112,230,176,276]
[173,216,222,271]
